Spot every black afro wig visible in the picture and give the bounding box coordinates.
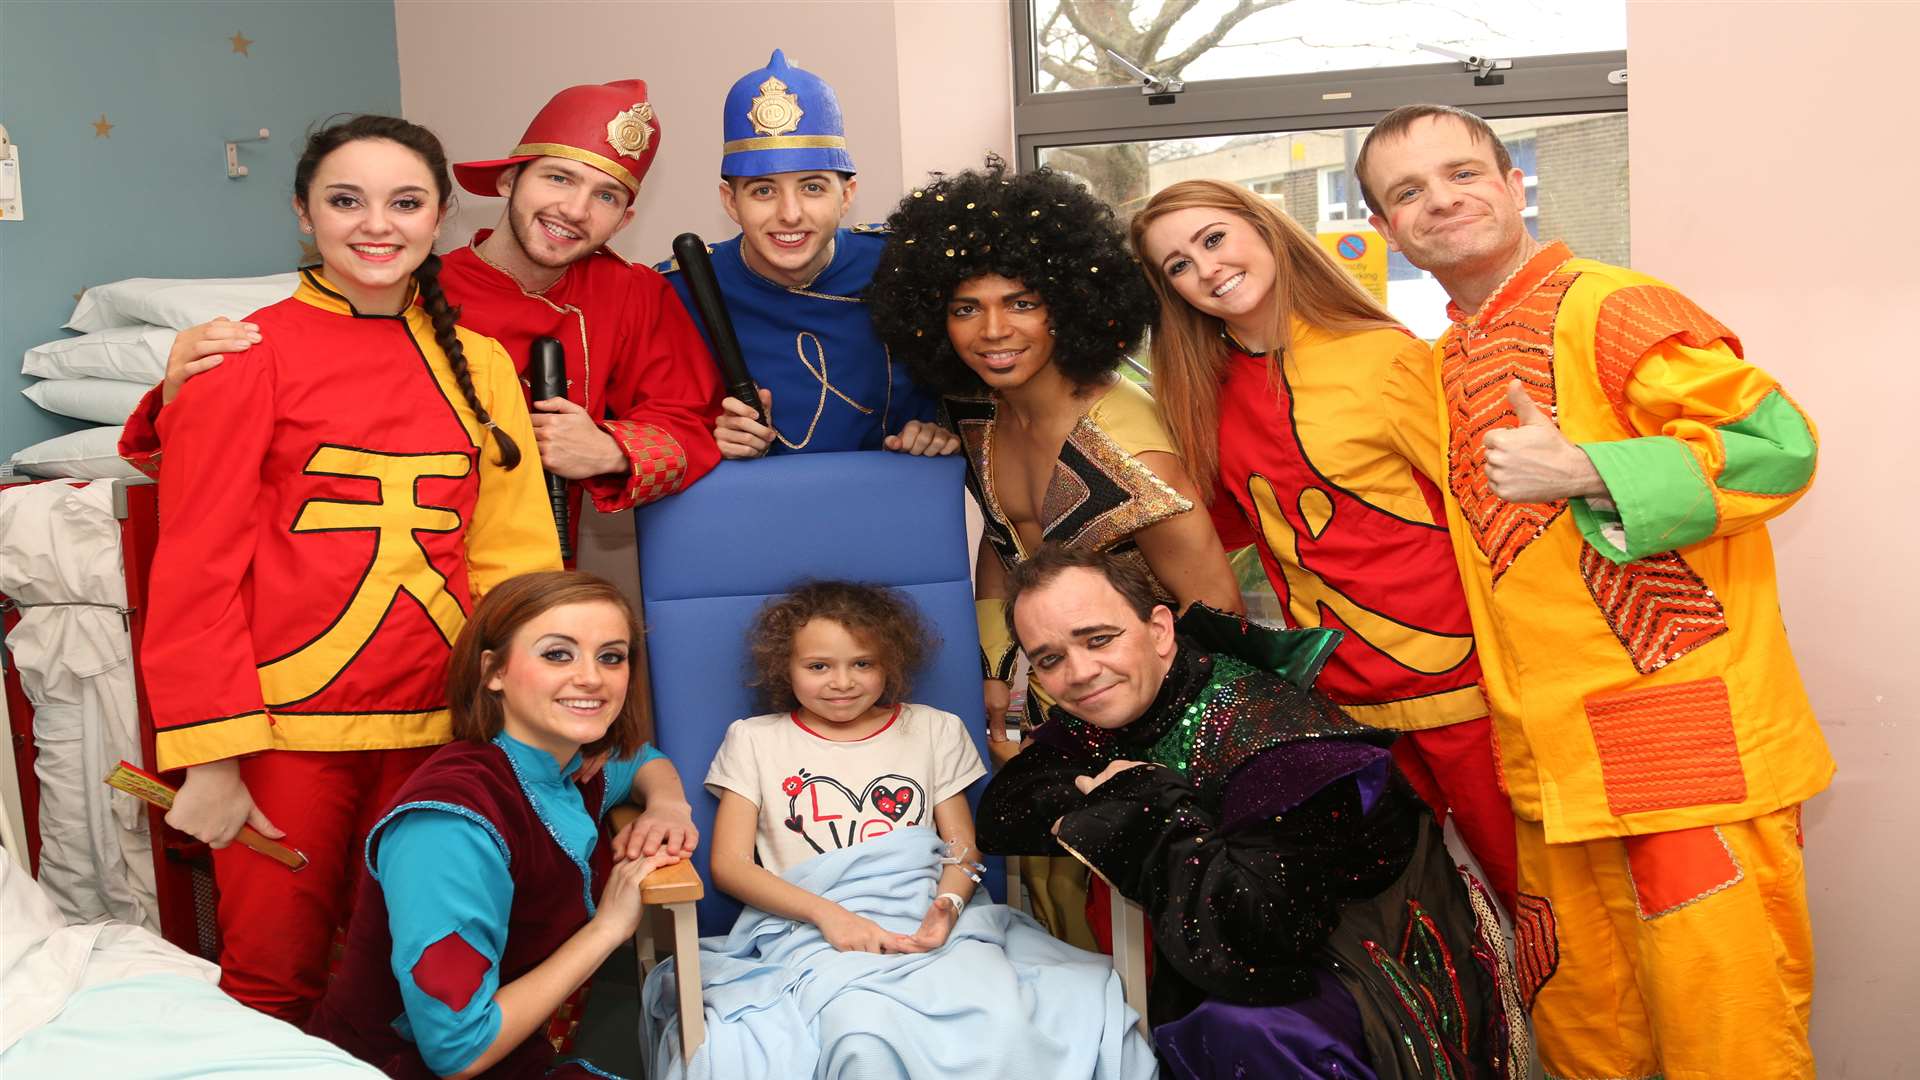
[869,156,1153,398]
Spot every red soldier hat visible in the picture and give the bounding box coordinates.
[453,79,661,199]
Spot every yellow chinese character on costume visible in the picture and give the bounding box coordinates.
[259,446,471,707]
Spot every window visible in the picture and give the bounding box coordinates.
[1025,0,1626,94]
[1014,1,1628,340]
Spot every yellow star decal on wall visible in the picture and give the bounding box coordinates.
[230,31,252,56]
[91,114,114,138]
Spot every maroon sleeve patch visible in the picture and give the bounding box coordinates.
[410,930,492,1011]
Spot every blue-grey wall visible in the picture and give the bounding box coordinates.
[0,1,401,457]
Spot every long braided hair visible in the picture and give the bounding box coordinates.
[293,115,522,470]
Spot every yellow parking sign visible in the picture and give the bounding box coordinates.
[1317,228,1388,304]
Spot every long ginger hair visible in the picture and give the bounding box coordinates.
[1129,180,1401,492]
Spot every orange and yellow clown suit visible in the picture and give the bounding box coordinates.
[1429,241,1829,1080]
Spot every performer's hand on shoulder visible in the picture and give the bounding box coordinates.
[165,758,281,847]
[883,420,960,457]
[714,387,775,459]
[161,317,261,404]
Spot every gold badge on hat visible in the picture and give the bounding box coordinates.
[748,76,804,138]
[605,102,656,161]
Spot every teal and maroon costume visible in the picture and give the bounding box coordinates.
[307,734,647,1079]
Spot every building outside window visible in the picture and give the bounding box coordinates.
[1014,0,1628,339]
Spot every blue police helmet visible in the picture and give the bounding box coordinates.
[720,49,857,178]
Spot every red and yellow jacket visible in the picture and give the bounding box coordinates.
[1213,321,1486,731]
[139,271,562,770]
[123,239,723,537]
[1430,241,1831,842]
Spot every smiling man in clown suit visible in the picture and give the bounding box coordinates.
[126,81,725,542]
[657,49,949,459]
[1358,103,1830,1080]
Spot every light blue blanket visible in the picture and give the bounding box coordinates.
[642,826,1158,1080]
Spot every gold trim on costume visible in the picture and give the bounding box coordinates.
[720,134,849,154]
[510,142,641,194]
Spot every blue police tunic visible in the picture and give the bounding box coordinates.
[657,227,936,454]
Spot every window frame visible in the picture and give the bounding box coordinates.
[1010,0,1627,171]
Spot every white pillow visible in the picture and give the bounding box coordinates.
[21,379,152,425]
[66,273,298,333]
[7,426,138,480]
[22,326,176,383]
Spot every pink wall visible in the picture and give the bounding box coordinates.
[397,0,907,263]
[1630,2,1920,1072]
[395,0,1013,262]
[894,1,1015,186]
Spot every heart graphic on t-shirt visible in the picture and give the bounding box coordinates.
[782,771,928,855]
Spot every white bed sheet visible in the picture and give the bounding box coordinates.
[0,857,379,1076]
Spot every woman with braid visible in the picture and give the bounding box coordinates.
[136,115,564,1023]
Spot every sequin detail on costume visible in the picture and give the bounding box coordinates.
[1579,544,1729,674]
[947,392,1190,604]
[1510,892,1560,1011]
[1048,649,1387,801]
[1399,901,1471,1056]
[1363,935,1461,1080]
[1464,869,1528,1078]
[1441,269,1578,584]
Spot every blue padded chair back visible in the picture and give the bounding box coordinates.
[635,452,993,934]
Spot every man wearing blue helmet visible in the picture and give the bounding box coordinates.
[657,49,951,457]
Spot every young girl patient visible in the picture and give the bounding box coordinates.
[643,582,1154,1079]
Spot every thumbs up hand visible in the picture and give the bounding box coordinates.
[1482,380,1607,502]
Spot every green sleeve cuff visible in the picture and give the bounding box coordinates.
[1718,389,1816,495]
[1572,436,1717,564]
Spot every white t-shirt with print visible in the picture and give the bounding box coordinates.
[705,703,987,876]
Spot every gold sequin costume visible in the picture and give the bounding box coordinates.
[951,377,1191,675]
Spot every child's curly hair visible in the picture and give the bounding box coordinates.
[748,581,938,712]
[868,154,1154,398]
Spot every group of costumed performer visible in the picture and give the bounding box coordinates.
[1354,105,1829,1079]
[976,546,1523,1078]
[125,80,727,549]
[120,81,721,1032]
[867,156,1244,948]
[657,49,942,458]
